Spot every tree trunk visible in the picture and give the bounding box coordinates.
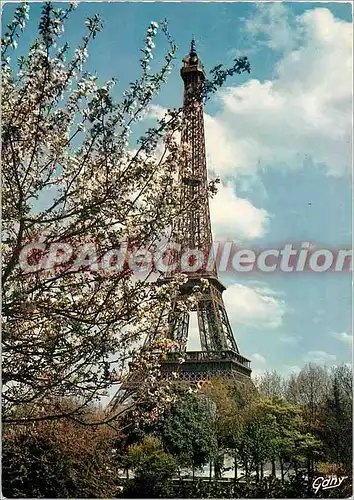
[260,463,264,479]
[209,461,212,481]
[271,458,276,476]
[280,457,284,483]
[310,456,315,478]
[307,455,311,487]
[214,455,223,479]
[192,465,195,482]
[234,454,238,482]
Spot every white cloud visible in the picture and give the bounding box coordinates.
[279,334,302,345]
[251,353,267,364]
[206,7,352,179]
[244,3,301,53]
[185,286,286,352]
[148,104,166,120]
[250,352,268,377]
[210,182,269,241]
[146,108,270,243]
[332,331,353,346]
[282,364,302,376]
[224,283,286,329]
[304,350,336,364]
[186,312,201,351]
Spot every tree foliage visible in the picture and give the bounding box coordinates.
[124,435,177,498]
[3,365,352,498]
[2,407,117,498]
[2,1,185,424]
[321,364,352,471]
[2,1,250,426]
[255,370,285,398]
[157,392,217,470]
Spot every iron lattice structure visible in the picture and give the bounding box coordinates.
[109,42,251,411]
[162,41,251,376]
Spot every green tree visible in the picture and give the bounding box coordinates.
[238,398,277,480]
[159,392,217,475]
[257,397,322,482]
[124,435,177,498]
[321,364,352,472]
[205,379,254,479]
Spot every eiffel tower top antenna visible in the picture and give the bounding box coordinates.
[190,36,196,55]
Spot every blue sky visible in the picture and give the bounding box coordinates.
[3,1,352,376]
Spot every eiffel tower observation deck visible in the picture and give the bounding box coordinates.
[155,40,252,386]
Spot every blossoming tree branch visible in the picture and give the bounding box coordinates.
[2,2,250,425]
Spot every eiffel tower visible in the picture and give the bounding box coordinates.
[109,41,251,411]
